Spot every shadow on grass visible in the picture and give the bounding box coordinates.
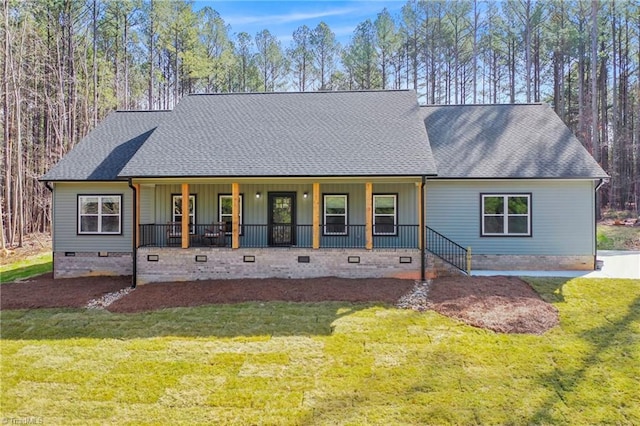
[524,277,572,303]
[0,302,381,340]
[0,262,53,284]
[530,293,640,424]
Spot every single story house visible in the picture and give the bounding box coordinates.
[41,90,608,285]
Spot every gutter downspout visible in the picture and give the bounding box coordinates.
[128,178,137,288]
[44,182,54,271]
[593,178,607,270]
[420,175,426,282]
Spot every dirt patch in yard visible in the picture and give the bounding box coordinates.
[1,274,558,334]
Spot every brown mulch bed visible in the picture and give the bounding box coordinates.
[428,276,559,334]
[1,274,558,334]
[0,273,131,310]
[108,278,415,313]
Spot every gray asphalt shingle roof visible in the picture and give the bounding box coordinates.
[41,92,608,182]
[118,90,437,178]
[40,111,170,181]
[421,103,608,179]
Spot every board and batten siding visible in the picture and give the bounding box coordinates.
[152,182,418,226]
[139,184,156,224]
[52,182,133,252]
[425,180,596,256]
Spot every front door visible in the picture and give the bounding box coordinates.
[268,192,296,246]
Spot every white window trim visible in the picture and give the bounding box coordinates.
[323,194,348,235]
[78,195,122,235]
[172,194,196,234]
[219,194,242,235]
[481,194,531,236]
[373,194,397,236]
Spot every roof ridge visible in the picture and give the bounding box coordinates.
[187,89,414,97]
[114,109,172,113]
[420,102,546,108]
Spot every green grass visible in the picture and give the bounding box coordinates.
[0,252,52,284]
[1,278,638,425]
[597,224,640,250]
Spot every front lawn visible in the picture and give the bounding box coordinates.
[0,252,52,284]
[1,277,638,425]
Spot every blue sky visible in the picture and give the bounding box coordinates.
[195,1,406,46]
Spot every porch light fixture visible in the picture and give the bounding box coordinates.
[303,192,309,199]
[255,192,261,199]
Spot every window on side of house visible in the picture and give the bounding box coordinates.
[219,194,243,235]
[323,194,348,235]
[481,194,531,236]
[78,195,122,235]
[172,194,196,234]
[373,194,397,235]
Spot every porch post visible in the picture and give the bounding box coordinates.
[365,182,373,250]
[417,182,423,250]
[312,182,320,249]
[181,183,189,249]
[134,183,140,248]
[419,176,426,282]
[232,182,240,249]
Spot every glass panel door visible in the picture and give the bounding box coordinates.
[268,192,296,246]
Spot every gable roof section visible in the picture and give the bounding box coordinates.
[118,90,437,178]
[421,103,608,179]
[41,111,170,181]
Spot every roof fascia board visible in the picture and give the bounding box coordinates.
[427,177,609,182]
[129,176,431,185]
[38,178,129,183]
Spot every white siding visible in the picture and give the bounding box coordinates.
[53,182,133,252]
[426,180,596,256]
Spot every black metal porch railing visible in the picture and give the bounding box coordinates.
[138,223,470,273]
[425,226,469,274]
[138,224,420,249]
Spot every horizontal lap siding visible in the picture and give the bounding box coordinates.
[53,182,133,252]
[425,180,595,256]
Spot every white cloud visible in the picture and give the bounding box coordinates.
[225,6,360,26]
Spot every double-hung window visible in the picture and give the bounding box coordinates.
[481,194,531,236]
[219,194,242,235]
[78,195,122,234]
[172,194,196,234]
[324,194,347,235]
[373,194,397,235]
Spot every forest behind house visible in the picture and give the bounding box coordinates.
[2,0,639,249]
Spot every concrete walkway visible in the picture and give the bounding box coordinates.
[472,250,640,279]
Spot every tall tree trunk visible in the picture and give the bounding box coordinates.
[93,0,98,125]
[590,0,600,162]
[2,0,10,249]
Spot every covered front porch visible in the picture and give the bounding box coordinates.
[132,178,426,250]
[131,178,469,283]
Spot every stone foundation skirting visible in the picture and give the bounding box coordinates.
[136,247,422,284]
[471,254,595,271]
[54,252,133,278]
